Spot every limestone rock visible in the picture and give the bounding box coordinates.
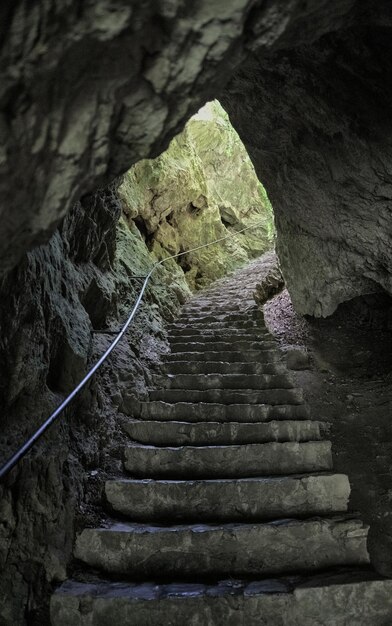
[222,10,392,316]
[0,0,357,278]
[119,101,275,289]
[0,182,189,625]
[254,260,285,306]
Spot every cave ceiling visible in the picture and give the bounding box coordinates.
[1,0,392,315]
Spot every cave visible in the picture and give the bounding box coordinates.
[1,2,392,625]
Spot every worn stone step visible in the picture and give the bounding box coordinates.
[133,401,310,422]
[169,321,265,332]
[167,330,270,342]
[74,517,369,579]
[160,361,287,376]
[124,441,332,478]
[181,303,258,313]
[149,388,303,405]
[153,373,293,391]
[172,303,265,316]
[169,322,266,334]
[172,316,264,327]
[194,299,256,307]
[164,350,281,362]
[122,419,321,446]
[170,344,279,358]
[204,287,256,295]
[181,305,258,315]
[172,309,263,319]
[198,296,256,304]
[50,571,392,626]
[106,473,349,522]
[168,335,274,348]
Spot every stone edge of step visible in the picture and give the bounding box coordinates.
[51,567,392,604]
[123,439,331,452]
[74,513,368,538]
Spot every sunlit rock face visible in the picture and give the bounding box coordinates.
[223,4,392,316]
[119,101,274,289]
[0,0,354,277]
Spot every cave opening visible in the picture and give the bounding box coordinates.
[118,99,275,291]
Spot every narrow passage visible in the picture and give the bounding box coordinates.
[51,258,392,625]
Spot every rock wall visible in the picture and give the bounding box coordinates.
[119,101,274,289]
[223,9,392,316]
[0,0,357,278]
[3,1,392,317]
[0,183,189,625]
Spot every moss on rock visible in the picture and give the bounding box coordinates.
[119,101,275,290]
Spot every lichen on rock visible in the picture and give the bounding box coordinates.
[119,101,275,290]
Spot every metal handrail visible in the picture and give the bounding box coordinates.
[0,219,268,480]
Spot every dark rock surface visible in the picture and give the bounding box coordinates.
[223,4,392,315]
[0,181,185,625]
[0,0,383,285]
[264,287,392,575]
[49,573,392,626]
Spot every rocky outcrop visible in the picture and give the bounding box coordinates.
[119,101,274,289]
[223,8,392,316]
[253,252,284,307]
[0,182,189,625]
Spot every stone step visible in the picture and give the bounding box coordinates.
[154,373,294,391]
[74,517,369,579]
[106,473,349,522]
[133,401,310,422]
[163,349,282,363]
[204,287,256,295]
[169,320,265,331]
[168,336,274,349]
[173,308,263,317]
[50,571,392,626]
[192,299,256,306]
[167,330,270,342]
[176,309,263,319]
[122,419,321,446]
[164,350,281,362]
[123,441,332,478]
[181,304,258,313]
[172,315,265,326]
[149,388,303,405]
[170,341,277,353]
[182,303,257,313]
[180,299,260,306]
[160,361,287,375]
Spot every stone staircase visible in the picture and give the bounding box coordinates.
[51,260,392,625]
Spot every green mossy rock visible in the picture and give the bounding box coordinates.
[119,101,275,290]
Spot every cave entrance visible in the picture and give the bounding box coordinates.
[118,100,275,291]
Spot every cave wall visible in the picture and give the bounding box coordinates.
[223,18,392,316]
[0,0,355,277]
[2,1,391,315]
[0,183,189,625]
